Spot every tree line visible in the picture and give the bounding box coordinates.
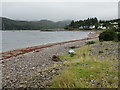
[64,17,119,31]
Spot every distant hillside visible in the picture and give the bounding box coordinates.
[1,17,71,30]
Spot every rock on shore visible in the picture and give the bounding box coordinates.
[2,37,98,88]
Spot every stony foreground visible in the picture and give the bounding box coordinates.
[90,41,119,60]
[1,37,98,88]
[50,41,119,88]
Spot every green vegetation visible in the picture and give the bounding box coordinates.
[99,30,120,41]
[86,41,96,45]
[98,18,119,42]
[98,51,104,54]
[99,30,116,41]
[65,17,98,30]
[50,42,118,88]
[1,17,119,31]
[1,17,71,30]
[65,17,119,31]
[47,28,64,31]
[118,33,120,41]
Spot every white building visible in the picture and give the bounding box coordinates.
[89,25,95,29]
[98,26,106,29]
[113,25,118,29]
[102,27,107,29]
[110,22,118,25]
[98,26,103,29]
[79,26,83,29]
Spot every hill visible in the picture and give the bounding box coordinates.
[1,17,71,30]
[65,17,119,31]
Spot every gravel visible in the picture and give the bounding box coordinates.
[1,37,98,89]
[90,41,119,60]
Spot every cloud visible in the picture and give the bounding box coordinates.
[2,2,118,21]
[1,0,119,2]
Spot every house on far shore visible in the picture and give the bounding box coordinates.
[79,26,89,29]
[89,25,95,29]
[83,26,89,29]
[98,26,103,29]
[102,27,107,29]
[98,26,107,29]
[79,26,83,29]
[111,22,118,29]
[113,25,118,29]
[110,22,118,25]
[79,25,108,30]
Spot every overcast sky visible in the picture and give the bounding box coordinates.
[1,0,119,21]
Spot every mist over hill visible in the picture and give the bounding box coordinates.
[1,17,71,30]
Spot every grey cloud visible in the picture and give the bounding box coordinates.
[2,2,118,21]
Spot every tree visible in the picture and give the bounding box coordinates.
[70,20,75,26]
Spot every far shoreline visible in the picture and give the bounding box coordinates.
[1,29,103,32]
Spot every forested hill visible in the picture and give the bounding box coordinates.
[65,17,119,30]
[1,17,71,30]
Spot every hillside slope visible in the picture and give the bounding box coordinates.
[1,17,71,30]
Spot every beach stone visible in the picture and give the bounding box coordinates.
[2,36,99,88]
[69,46,76,49]
[32,67,35,70]
[51,55,60,62]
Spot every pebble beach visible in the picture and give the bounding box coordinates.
[1,31,100,88]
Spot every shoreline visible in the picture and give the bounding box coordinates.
[2,31,101,88]
[1,31,101,60]
[2,29,103,31]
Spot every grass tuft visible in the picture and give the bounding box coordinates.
[86,41,96,45]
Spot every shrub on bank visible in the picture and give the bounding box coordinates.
[118,33,120,41]
[99,30,117,41]
[86,41,95,45]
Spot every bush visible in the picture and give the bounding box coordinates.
[86,41,95,45]
[99,30,117,41]
[118,33,120,41]
[99,51,104,54]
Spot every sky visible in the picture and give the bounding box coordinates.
[1,0,119,21]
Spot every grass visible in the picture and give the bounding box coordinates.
[98,51,104,54]
[49,42,118,88]
[86,41,96,45]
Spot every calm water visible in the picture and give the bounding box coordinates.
[1,30,90,52]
